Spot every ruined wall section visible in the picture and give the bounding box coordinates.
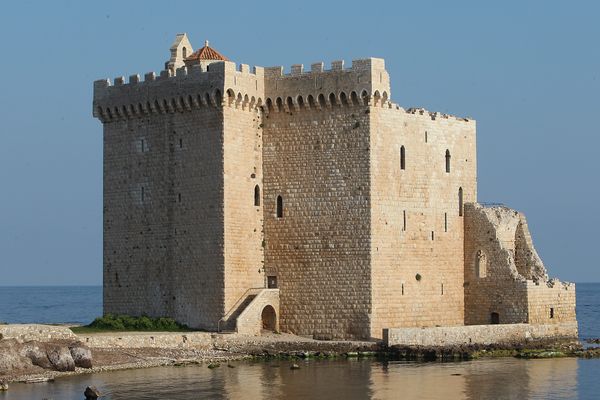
[515,218,548,282]
[464,204,528,325]
[262,60,379,339]
[369,105,476,337]
[95,67,227,330]
[464,204,576,326]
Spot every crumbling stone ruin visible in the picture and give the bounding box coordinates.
[92,33,577,340]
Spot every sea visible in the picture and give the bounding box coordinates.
[0,283,599,400]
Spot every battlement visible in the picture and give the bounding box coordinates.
[263,58,384,78]
[93,61,265,122]
[92,46,472,123]
[263,58,391,113]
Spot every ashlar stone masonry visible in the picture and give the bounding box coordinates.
[92,33,577,341]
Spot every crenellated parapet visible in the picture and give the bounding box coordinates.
[93,61,265,123]
[262,58,391,113]
[223,61,265,112]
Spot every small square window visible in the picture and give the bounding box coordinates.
[267,276,278,289]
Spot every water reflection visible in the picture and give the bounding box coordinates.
[2,357,590,400]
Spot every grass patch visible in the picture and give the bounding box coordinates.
[70,314,192,334]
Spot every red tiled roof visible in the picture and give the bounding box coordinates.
[185,41,229,61]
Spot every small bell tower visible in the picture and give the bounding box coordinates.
[165,33,193,73]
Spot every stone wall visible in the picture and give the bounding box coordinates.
[383,322,578,347]
[0,325,77,343]
[222,104,265,314]
[263,58,390,111]
[236,289,280,336]
[369,105,476,338]
[464,203,576,326]
[96,61,270,331]
[263,101,373,340]
[101,104,226,330]
[527,281,577,324]
[80,331,213,349]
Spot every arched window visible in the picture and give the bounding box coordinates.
[254,185,261,207]
[458,187,463,216]
[276,195,283,218]
[476,250,487,278]
[445,150,451,173]
[400,146,406,170]
[182,47,187,58]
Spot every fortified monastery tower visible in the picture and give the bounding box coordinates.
[93,34,577,340]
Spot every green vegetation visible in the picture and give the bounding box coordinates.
[70,314,191,333]
[515,349,567,359]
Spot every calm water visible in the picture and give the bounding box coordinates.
[3,358,600,400]
[0,286,101,325]
[0,283,599,399]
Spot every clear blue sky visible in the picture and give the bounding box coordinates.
[0,0,598,285]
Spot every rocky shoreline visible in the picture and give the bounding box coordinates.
[1,324,600,390]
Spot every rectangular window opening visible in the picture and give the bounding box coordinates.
[178,193,182,203]
[403,210,406,231]
[441,283,444,295]
[141,139,145,152]
[431,231,435,240]
[550,307,554,319]
[267,276,278,289]
[179,138,183,149]
[141,186,145,203]
[445,213,448,232]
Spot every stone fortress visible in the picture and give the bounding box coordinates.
[93,33,577,341]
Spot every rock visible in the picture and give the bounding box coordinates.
[0,380,8,391]
[290,363,300,370]
[227,364,235,368]
[22,342,52,369]
[47,345,75,372]
[69,343,93,368]
[84,385,101,399]
[0,339,33,374]
[21,377,54,383]
[207,363,220,369]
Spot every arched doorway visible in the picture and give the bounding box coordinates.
[491,312,500,324]
[261,305,277,332]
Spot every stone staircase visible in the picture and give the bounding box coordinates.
[218,288,262,332]
[218,288,280,335]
